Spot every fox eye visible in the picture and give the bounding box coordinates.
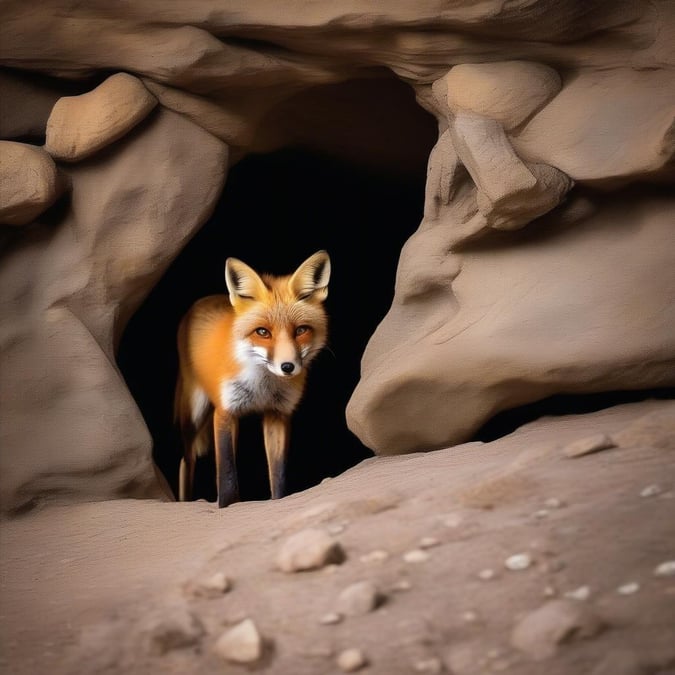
[254,327,271,338]
[295,325,311,337]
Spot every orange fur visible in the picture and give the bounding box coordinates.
[174,251,331,507]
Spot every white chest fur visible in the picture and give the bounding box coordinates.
[220,365,302,416]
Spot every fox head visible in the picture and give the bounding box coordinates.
[225,251,331,378]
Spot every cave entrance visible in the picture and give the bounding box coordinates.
[117,140,434,501]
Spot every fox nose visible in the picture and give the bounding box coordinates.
[280,362,295,374]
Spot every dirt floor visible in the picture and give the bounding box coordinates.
[1,399,674,675]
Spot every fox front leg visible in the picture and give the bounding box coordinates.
[263,412,291,499]
[214,409,240,508]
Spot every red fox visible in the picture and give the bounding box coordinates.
[174,250,331,507]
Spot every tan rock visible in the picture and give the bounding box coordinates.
[0,141,65,225]
[213,619,264,664]
[348,191,675,454]
[276,528,345,572]
[563,433,616,458]
[444,61,561,130]
[45,73,157,161]
[511,599,604,660]
[0,109,227,512]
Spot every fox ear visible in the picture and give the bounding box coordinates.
[225,257,268,305]
[290,250,331,302]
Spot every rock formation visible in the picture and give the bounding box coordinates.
[1,1,674,512]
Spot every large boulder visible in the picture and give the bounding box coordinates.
[0,109,227,512]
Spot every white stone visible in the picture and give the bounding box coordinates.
[640,484,663,498]
[564,585,591,601]
[319,612,343,625]
[478,568,496,580]
[617,582,640,595]
[213,619,263,664]
[276,528,344,572]
[654,561,675,577]
[337,648,368,672]
[504,553,532,571]
[419,537,440,549]
[360,550,389,563]
[403,549,430,563]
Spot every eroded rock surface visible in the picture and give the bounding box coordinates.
[0,1,673,509]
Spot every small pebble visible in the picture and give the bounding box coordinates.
[213,619,263,664]
[544,498,565,509]
[419,537,440,549]
[337,648,368,672]
[337,581,384,616]
[404,549,431,564]
[413,657,444,673]
[654,560,675,577]
[543,585,557,597]
[442,513,463,528]
[640,484,663,498]
[617,582,640,595]
[461,610,479,623]
[390,579,413,592]
[505,553,532,571]
[564,585,590,601]
[319,612,343,625]
[276,528,345,573]
[360,550,389,564]
[533,509,550,519]
[478,568,496,581]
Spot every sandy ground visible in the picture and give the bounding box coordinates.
[1,399,674,675]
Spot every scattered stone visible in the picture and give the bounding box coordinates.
[544,498,565,509]
[413,656,444,673]
[511,599,605,660]
[139,605,205,656]
[543,585,558,597]
[276,528,345,573]
[336,581,384,616]
[563,433,616,458]
[533,509,550,519]
[319,612,343,625]
[184,571,231,599]
[45,72,157,161]
[419,537,440,549]
[213,619,264,664]
[564,585,591,601]
[640,484,663,498]
[478,568,496,580]
[441,513,464,528]
[390,579,413,592]
[504,553,532,571]
[461,610,479,623]
[617,582,640,595]
[654,560,675,577]
[403,549,431,564]
[337,648,368,672]
[360,550,389,563]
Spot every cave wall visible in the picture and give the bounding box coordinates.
[1,1,674,511]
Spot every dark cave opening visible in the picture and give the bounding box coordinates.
[117,147,429,501]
